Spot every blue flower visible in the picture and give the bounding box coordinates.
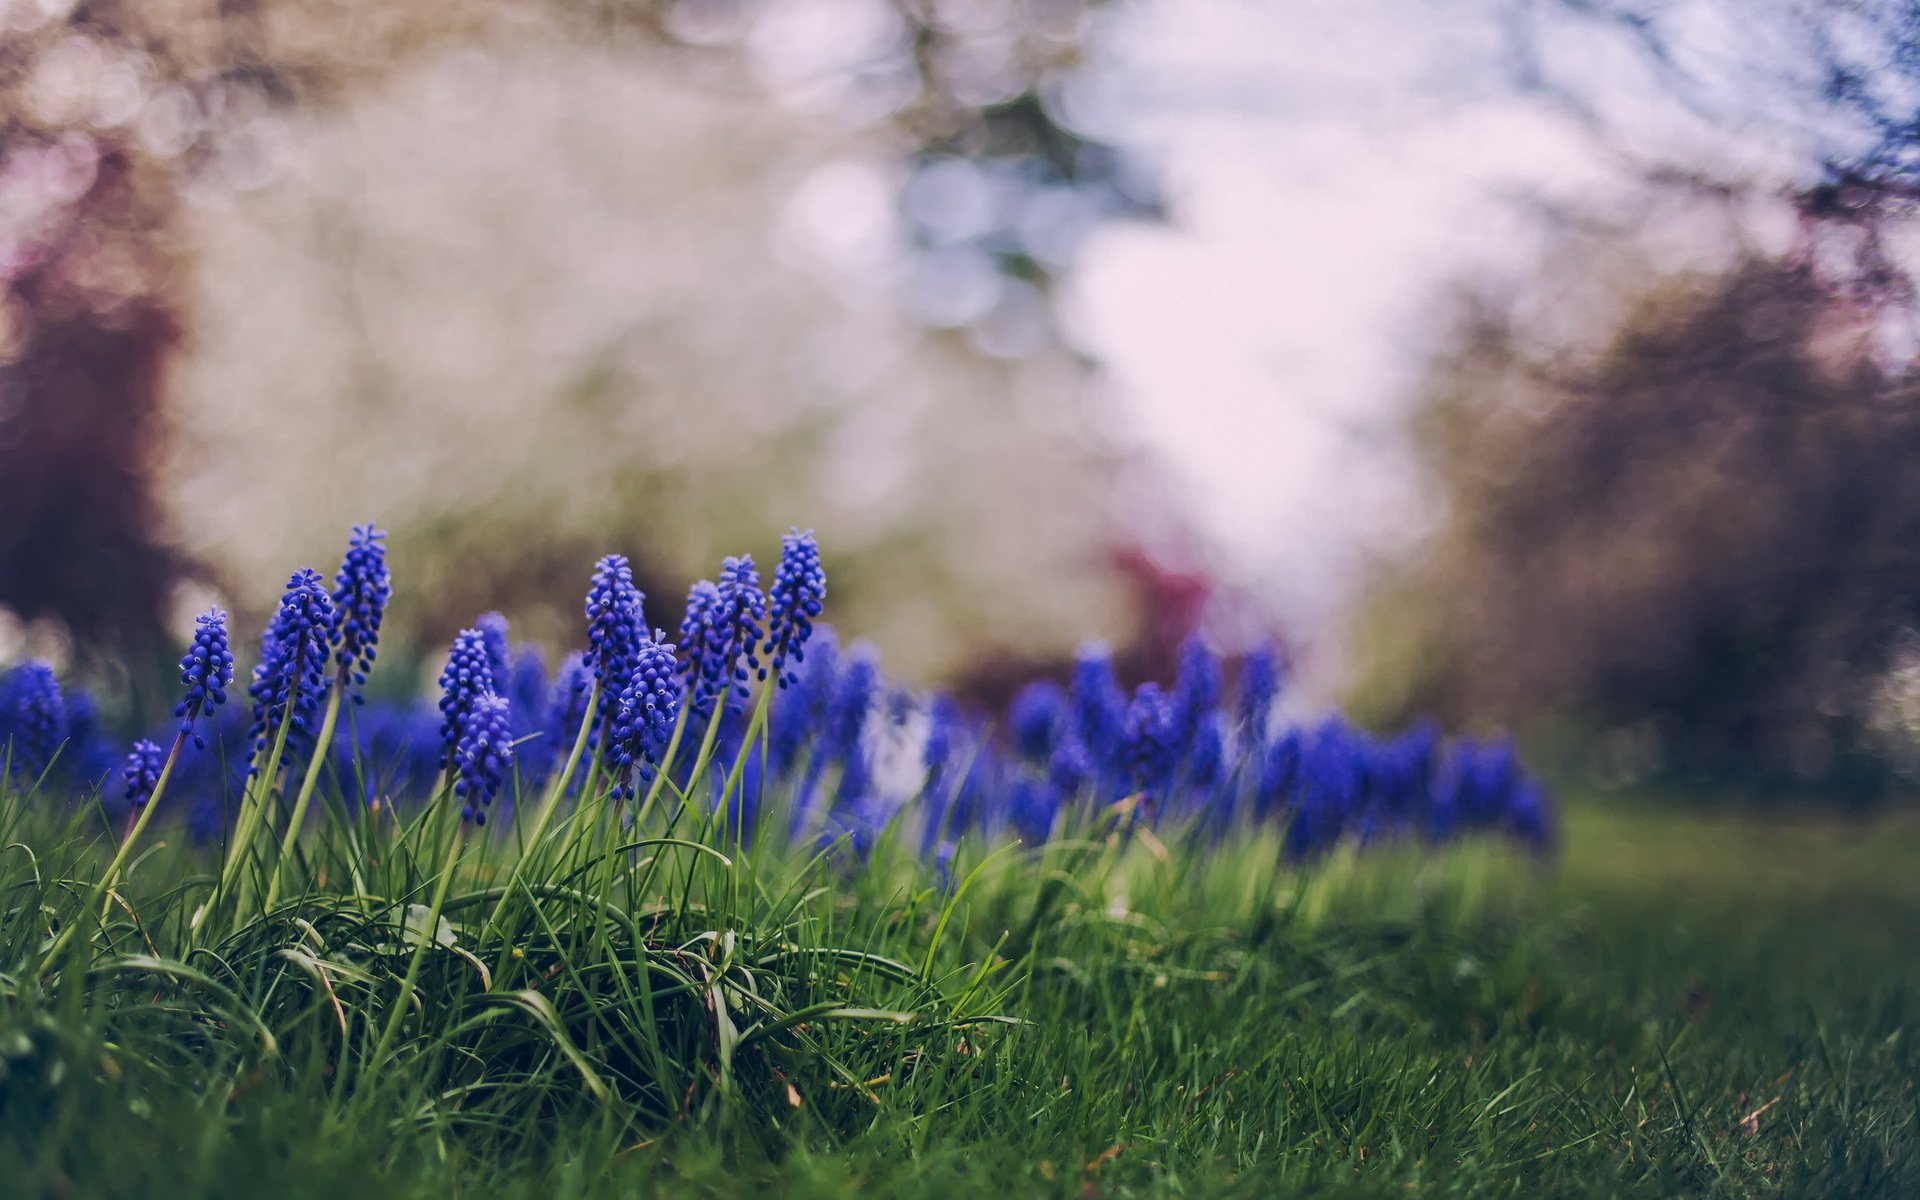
[1069,642,1126,764]
[507,645,548,726]
[609,636,680,794]
[586,555,648,742]
[924,696,960,775]
[677,580,725,716]
[1257,729,1303,822]
[1506,777,1556,853]
[122,739,166,810]
[536,651,593,785]
[176,608,235,746]
[3,662,66,781]
[1048,735,1094,800]
[776,630,840,826]
[825,644,881,808]
[1168,635,1221,753]
[763,529,826,688]
[1185,712,1226,797]
[59,689,116,791]
[1121,682,1177,796]
[917,695,962,854]
[475,612,514,696]
[330,524,390,701]
[715,556,768,700]
[453,692,514,824]
[437,627,498,770]
[331,700,441,811]
[680,558,766,714]
[1006,776,1061,845]
[1007,680,1066,763]
[1285,720,1365,861]
[248,569,336,766]
[1236,645,1282,739]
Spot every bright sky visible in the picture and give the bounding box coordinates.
[1065,0,1799,635]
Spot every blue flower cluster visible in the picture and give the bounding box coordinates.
[437,627,497,771]
[454,693,514,824]
[3,663,67,782]
[122,739,166,810]
[763,529,825,687]
[0,662,117,793]
[779,635,1554,864]
[1,522,1553,871]
[176,610,235,746]
[247,569,336,766]
[608,637,679,794]
[585,555,647,744]
[330,524,390,701]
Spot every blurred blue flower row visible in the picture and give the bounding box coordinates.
[0,523,1552,866]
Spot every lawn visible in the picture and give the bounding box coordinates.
[2,795,1913,1199]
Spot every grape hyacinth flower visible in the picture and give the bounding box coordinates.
[453,692,514,825]
[680,558,768,715]
[61,689,117,791]
[330,524,390,703]
[763,529,825,687]
[1049,735,1094,802]
[1007,680,1066,764]
[248,569,337,765]
[825,644,881,809]
[1236,645,1282,740]
[771,627,838,778]
[1006,776,1060,846]
[1285,721,1365,862]
[1069,643,1127,764]
[608,636,680,795]
[1257,729,1304,822]
[677,580,725,715]
[1186,712,1226,798]
[916,695,961,854]
[176,609,235,747]
[437,628,498,770]
[4,662,66,781]
[1121,682,1178,798]
[586,555,647,741]
[507,645,547,725]
[476,612,513,694]
[1168,635,1221,753]
[922,695,960,789]
[540,651,593,778]
[122,739,166,810]
[715,556,767,698]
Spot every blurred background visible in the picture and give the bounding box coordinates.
[8,0,1920,799]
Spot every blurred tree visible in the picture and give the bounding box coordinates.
[1354,233,1920,783]
[0,0,1159,669]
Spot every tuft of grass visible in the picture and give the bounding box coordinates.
[0,783,1913,1198]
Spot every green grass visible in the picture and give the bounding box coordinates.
[2,792,1916,1199]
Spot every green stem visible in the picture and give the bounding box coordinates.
[214,702,298,926]
[45,730,187,966]
[264,677,345,911]
[712,685,773,922]
[369,811,466,1075]
[628,702,691,834]
[99,729,185,908]
[480,678,598,956]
